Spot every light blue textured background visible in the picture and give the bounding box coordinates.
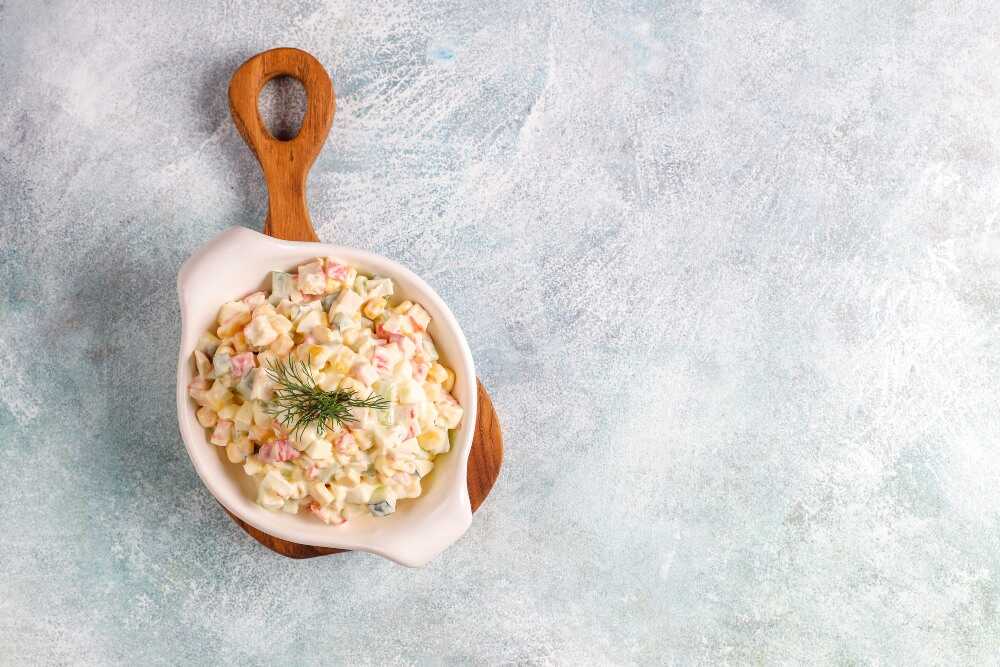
[2,0,1000,664]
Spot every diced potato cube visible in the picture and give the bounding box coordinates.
[365,278,394,300]
[252,303,277,319]
[297,260,327,295]
[205,381,230,411]
[262,470,295,497]
[243,456,265,476]
[249,425,269,442]
[339,376,367,396]
[296,308,326,334]
[346,483,376,504]
[310,481,335,506]
[270,271,296,301]
[396,336,416,359]
[250,370,274,401]
[362,297,387,320]
[331,312,359,333]
[312,325,341,345]
[267,314,294,335]
[354,275,369,296]
[397,379,426,404]
[309,344,337,369]
[426,362,448,384]
[269,333,294,357]
[292,424,324,451]
[196,407,217,428]
[341,327,362,348]
[317,372,344,391]
[258,488,284,510]
[329,289,363,317]
[324,260,354,282]
[353,430,374,451]
[351,362,379,386]
[225,441,242,462]
[217,308,252,338]
[244,316,278,347]
[210,420,233,446]
[422,382,444,403]
[306,438,333,461]
[235,402,254,431]
[194,350,212,378]
[196,332,221,356]
[231,331,249,353]
[356,337,378,359]
[218,301,251,327]
[435,401,463,429]
[419,336,439,362]
[252,399,272,426]
[416,401,439,432]
[243,291,267,309]
[408,304,431,330]
[371,343,403,375]
[329,345,358,374]
[212,349,232,376]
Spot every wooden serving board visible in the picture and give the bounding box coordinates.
[224,47,503,558]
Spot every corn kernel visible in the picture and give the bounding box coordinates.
[442,367,455,392]
[362,297,387,320]
[393,300,413,314]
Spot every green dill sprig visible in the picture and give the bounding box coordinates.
[263,357,390,439]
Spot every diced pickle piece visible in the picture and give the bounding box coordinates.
[212,349,232,377]
[196,332,221,356]
[269,271,296,302]
[368,486,396,517]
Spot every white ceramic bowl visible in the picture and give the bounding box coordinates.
[176,227,476,566]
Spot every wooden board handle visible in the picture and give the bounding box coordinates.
[228,48,335,242]
[222,48,504,560]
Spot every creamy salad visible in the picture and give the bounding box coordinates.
[187,258,463,524]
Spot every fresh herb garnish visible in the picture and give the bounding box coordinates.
[264,357,390,439]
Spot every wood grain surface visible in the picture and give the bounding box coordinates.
[224,48,504,558]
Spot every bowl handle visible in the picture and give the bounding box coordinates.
[228,48,335,242]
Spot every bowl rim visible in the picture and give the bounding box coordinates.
[176,226,477,567]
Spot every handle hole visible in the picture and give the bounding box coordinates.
[258,76,307,141]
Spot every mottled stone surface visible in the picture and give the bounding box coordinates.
[3,0,1000,663]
